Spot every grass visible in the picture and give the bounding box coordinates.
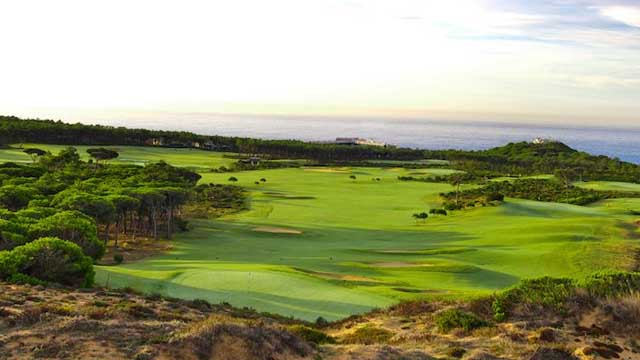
[94,156,640,320]
[16,145,636,321]
[0,144,236,169]
[576,181,640,192]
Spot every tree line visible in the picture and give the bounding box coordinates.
[0,116,425,161]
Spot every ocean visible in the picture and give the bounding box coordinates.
[79,115,640,164]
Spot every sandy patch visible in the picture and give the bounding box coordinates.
[253,226,303,234]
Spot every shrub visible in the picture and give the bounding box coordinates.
[288,325,335,344]
[113,253,124,264]
[29,211,104,260]
[16,207,57,220]
[0,184,36,211]
[341,325,393,345]
[443,202,463,211]
[435,309,488,332]
[580,271,640,298]
[0,231,27,251]
[315,316,329,327]
[0,250,18,278]
[486,192,505,202]
[492,277,575,321]
[9,273,47,286]
[4,237,95,287]
[28,198,51,208]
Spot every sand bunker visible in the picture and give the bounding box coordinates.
[253,226,303,234]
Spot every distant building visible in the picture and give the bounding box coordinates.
[532,137,555,145]
[145,138,164,146]
[333,138,386,147]
[240,156,261,166]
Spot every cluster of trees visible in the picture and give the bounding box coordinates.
[0,146,206,286]
[185,184,246,218]
[441,178,640,210]
[412,209,448,223]
[398,175,446,182]
[0,116,425,161]
[424,141,640,183]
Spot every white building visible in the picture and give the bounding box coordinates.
[532,137,554,145]
[334,137,386,147]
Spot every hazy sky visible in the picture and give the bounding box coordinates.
[1,0,639,124]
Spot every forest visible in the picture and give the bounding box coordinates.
[0,145,224,288]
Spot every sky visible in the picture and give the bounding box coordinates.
[1,0,639,125]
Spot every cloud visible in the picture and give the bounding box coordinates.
[600,6,640,27]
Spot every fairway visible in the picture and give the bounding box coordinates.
[0,144,235,169]
[96,160,640,320]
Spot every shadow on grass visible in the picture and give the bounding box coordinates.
[95,269,386,321]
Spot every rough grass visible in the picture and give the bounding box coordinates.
[1,278,639,360]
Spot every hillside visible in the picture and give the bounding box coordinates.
[1,273,639,360]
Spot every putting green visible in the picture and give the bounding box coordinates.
[97,165,640,321]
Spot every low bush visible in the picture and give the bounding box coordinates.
[435,309,488,332]
[287,325,335,344]
[0,237,95,287]
[492,277,575,321]
[28,211,104,260]
[580,271,640,298]
[113,253,124,264]
[0,250,18,278]
[341,325,393,345]
[8,273,47,286]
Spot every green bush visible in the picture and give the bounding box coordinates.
[113,253,124,264]
[0,231,27,251]
[341,325,393,345]
[580,271,640,298]
[16,207,57,220]
[288,325,335,344]
[9,273,47,286]
[435,309,488,332]
[2,237,95,287]
[0,250,19,278]
[29,211,104,260]
[492,277,575,321]
[0,184,36,211]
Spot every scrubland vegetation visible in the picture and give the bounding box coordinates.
[1,270,639,359]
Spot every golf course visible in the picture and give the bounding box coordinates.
[1,145,637,320]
